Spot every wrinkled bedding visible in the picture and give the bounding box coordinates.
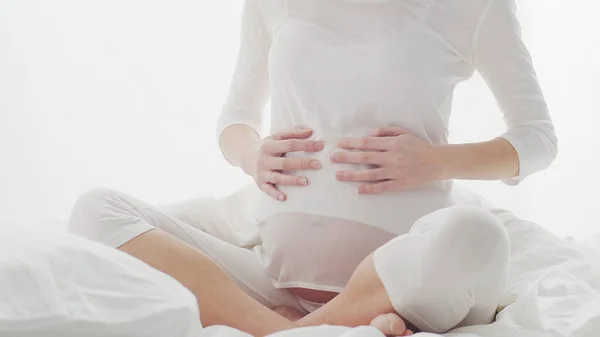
[10,185,595,337]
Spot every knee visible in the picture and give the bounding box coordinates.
[71,187,122,216]
[438,205,510,266]
[67,187,125,235]
[441,205,508,241]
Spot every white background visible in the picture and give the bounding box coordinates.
[0,0,598,237]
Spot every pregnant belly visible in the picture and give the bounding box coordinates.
[253,137,453,303]
[254,137,453,236]
[256,212,396,304]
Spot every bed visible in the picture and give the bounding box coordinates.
[1,186,598,337]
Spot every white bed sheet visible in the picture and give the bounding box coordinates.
[195,186,600,337]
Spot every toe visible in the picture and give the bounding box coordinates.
[370,313,407,336]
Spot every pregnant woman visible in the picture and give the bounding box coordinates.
[68,0,557,336]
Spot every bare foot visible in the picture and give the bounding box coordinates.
[274,306,306,322]
[370,313,413,336]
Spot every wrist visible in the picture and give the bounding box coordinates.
[430,144,464,180]
[238,140,260,176]
[220,124,261,172]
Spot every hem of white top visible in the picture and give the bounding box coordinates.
[270,280,344,294]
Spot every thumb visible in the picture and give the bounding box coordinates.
[293,125,312,131]
[273,126,313,140]
[370,126,408,137]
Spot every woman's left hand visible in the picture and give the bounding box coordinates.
[329,126,444,194]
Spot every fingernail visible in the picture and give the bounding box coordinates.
[329,154,337,162]
[278,195,286,201]
[315,141,325,150]
[298,178,308,186]
[357,185,366,193]
[311,161,322,169]
[336,172,343,180]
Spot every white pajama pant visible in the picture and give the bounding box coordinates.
[67,188,510,334]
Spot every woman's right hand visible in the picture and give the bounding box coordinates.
[240,126,324,201]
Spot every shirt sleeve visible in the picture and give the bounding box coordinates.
[471,0,558,185]
[216,0,271,142]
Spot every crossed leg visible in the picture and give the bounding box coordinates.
[300,205,510,334]
[286,204,510,335]
[68,188,509,336]
[68,188,308,336]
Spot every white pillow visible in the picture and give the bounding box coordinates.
[0,225,202,337]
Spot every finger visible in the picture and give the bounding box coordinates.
[357,180,400,194]
[259,183,286,201]
[263,139,324,155]
[336,168,389,182]
[329,151,386,165]
[266,171,309,186]
[337,137,393,151]
[369,126,408,137]
[271,126,313,140]
[263,156,322,171]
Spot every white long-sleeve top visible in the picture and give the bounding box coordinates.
[217,0,557,236]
